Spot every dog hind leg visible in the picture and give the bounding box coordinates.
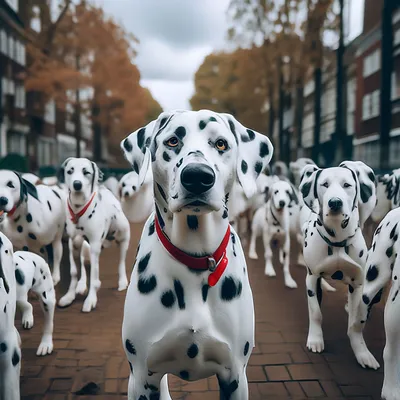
[76,241,90,295]
[82,245,101,313]
[117,236,129,292]
[306,274,324,353]
[282,235,297,289]
[263,231,276,277]
[51,234,63,286]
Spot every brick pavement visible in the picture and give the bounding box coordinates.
[18,222,385,399]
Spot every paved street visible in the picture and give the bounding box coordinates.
[19,222,385,399]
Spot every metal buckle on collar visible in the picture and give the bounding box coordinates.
[208,257,217,272]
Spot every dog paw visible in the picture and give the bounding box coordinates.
[75,280,87,295]
[58,293,76,308]
[265,266,276,277]
[355,350,380,370]
[82,295,97,313]
[36,335,53,356]
[52,273,60,286]
[284,277,298,289]
[307,336,324,353]
[118,277,128,292]
[22,314,34,330]
[248,251,258,260]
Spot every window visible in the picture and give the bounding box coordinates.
[44,99,56,124]
[392,71,400,101]
[14,41,25,65]
[7,132,25,155]
[371,90,380,117]
[38,139,55,166]
[354,140,380,170]
[15,84,25,109]
[362,94,371,120]
[0,30,7,54]
[395,29,400,47]
[8,36,14,59]
[389,136,400,168]
[363,49,381,78]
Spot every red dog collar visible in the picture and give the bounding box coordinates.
[155,217,230,287]
[68,192,96,224]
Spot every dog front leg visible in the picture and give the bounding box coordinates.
[306,274,324,353]
[58,238,81,307]
[347,285,379,369]
[36,285,55,356]
[248,222,259,260]
[51,234,63,286]
[282,235,297,289]
[382,282,400,400]
[76,241,90,295]
[263,230,275,277]
[82,244,101,313]
[117,236,129,292]
[217,364,249,400]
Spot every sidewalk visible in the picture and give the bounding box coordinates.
[19,222,385,399]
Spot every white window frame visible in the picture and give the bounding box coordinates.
[371,90,380,118]
[0,30,7,54]
[362,94,371,121]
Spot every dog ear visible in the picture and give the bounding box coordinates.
[120,111,178,188]
[339,161,376,227]
[14,172,39,202]
[219,113,273,199]
[58,157,73,184]
[299,164,321,212]
[288,183,299,205]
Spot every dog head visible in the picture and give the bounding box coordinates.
[270,180,297,211]
[121,110,273,215]
[59,158,103,204]
[0,232,16,332]
[0,171,39,220]
[299,161,376,228]
[119,172,140,200]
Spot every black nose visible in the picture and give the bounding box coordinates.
[181,164,215,195]
[328,197,343,211]
[73,180,82,191]
[0,197,8,207]
[279,200,285,208]
[124,192,129,198]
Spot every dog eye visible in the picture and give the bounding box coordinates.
[122,183,126,187]
[83,171,91,176]
[215,139,228,151]
[344,183,352,188]
[165,137,179,147]
[67,170,73,175]
[7,181,14,188]
[322,182,329,188]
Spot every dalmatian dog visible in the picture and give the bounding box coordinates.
[120,109,273,399]
[299,160,379,370]
[119,169,154,223]
[0,171,66,286]
[249,179,301,288]
[58,158,130,312]
[104,176,120,199]
[0,233,21,400]
[361,208,400,399]
[289,158,316,188]
[14,250,55,356]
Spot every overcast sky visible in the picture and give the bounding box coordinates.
[100,0,365,112]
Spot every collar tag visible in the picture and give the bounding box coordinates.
[208,257,217,272]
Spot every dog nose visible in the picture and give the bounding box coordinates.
[328,197,343,211]
[0,197,8,207]
[124,192,129,198]
[181,163,215,195]
[73,180,82,191]
[279,200,285,208]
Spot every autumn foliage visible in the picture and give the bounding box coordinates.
[25,0,162,164]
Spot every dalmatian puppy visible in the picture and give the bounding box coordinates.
[289,158,316,188]
[249,179,301,288]
[0,171,66,286]
[299,160,379,370]
[361,208,400,399]
[58,158,130,312]
[103,176,120,199]
[0,233,21,400]
[120,109,273,399]
[14,250,55,356]
[119,169,154,223]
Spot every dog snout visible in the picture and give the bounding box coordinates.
[73,180,83,191]
[124,192,130,198]
[181,163,215,195]
[0,196,8,207]
[279,200,285,208]
[328,197,343,212]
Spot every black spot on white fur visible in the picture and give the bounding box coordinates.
[221,276,242,301]
[366,265,379,281]
[162,152,170,162]
[12,349,20,366]
[125,339,136,354]
[148,220,155,236]
[202,284,209,302]
[161,290,175,308]
[244,341,250,356]
[26,213,32,223]
[187,216,198,230]
[241,160,248,174]
[138,253,151,274]
[174,280,185,310]
[15,269,25,285]
[331,271,343,280]
[137,276,157,294]
[123,138,133,152]
[187,343,199,358]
